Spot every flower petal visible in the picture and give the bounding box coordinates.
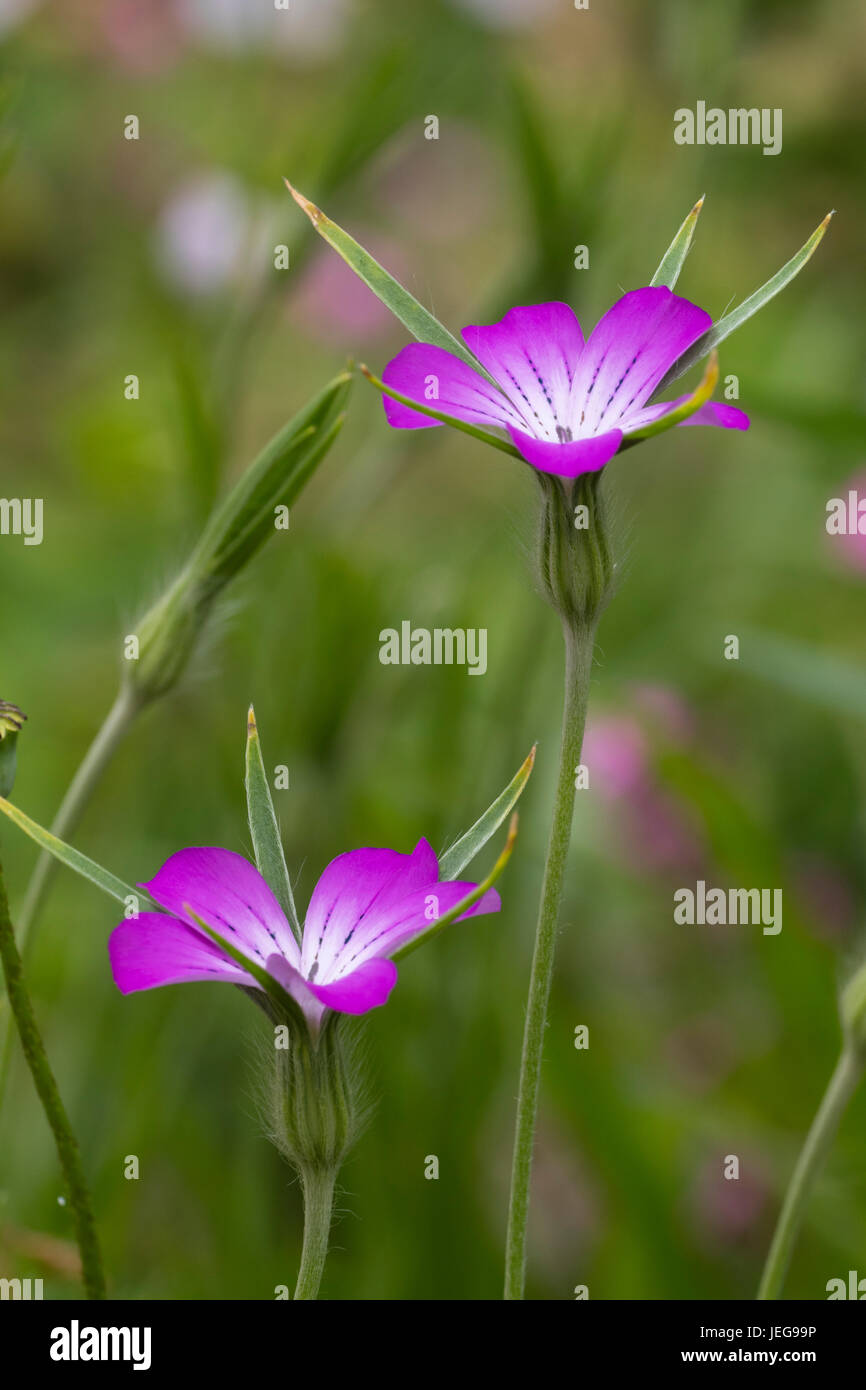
[621,395,750,434]
[462,302,585,441]
[141,847,300,972]
[305,958,399,1015]
[266,952,397,1018]
[327,881,502,975]
[381,343,523,432]
[108,912,254,994]
[678,399,750,430]
[301,839,439,977]
[570,288,711,434]
[507,424,622,478]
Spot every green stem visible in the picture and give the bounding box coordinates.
[293,1166,336,1300]
[17,685,141,952]
[757,1045,863,1300]
[0,685,141,1114]
[0,854,106,1299]
[504,619,596,1300]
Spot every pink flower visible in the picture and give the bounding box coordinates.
[382,290,749,479]
[109,842,499,1031]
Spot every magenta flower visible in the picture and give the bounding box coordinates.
[382,288,749,478]
[109,839,499,1029]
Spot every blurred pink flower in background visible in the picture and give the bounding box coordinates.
[375,123,501,244]
[451,0,558,31]
[290,233,411,347]
[155,172,250,296]
[688,1153,771,1251]
[829,468,866,573]
[102,0,185,73]
[178,0,347,62]
[583,696,704,873]
[582,715,648,799]
[792,853,858,943]
[632,682,697,742]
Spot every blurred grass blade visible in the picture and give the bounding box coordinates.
[245,706,300,943]
[359,365,522,460]
[623,350,718,441]
[285,180,486,375]
[657,211,834,393]
[394,814,519,962]
[650,195,704,289]
[186,907,306,1030]
[509,72,564,280]
[0,798,158,911]
[734,628,866,720]
[439,748,535,880]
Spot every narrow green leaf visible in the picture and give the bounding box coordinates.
[439,747,535,880]
[359,365,522,460]
[285,180,489,376]
[245,706,301,943]
[623,350,718,441]
[185,907,307,1031]
[656,211,834,393]
[393,814,519,962]
[650,195,705,290]
[0,797,159,911]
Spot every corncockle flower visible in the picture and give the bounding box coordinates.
[0,703,529,1300]
[285,182,831,1299]
[381,289,749,479]
[108,839,500,1031]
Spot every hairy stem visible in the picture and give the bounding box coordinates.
[0,854,106,1299]
[293,1166,336,1300]
[504,618,596,1299]
[757,1045,863,1300]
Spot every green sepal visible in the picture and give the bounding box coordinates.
[650,195,705,290]
[245,706,301,943]
[439,747,535,880]
[0,796,160,912]
[360,364,522,460]
[656,212,834,394]
[393,814,519,963]
[285,180,494,380]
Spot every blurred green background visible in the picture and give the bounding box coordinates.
[1,0,865,1300]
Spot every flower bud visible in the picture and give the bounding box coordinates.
[266,1012,367,1176]
[0,702,26,799]
[535,471,615,630]
[126,371,351,702]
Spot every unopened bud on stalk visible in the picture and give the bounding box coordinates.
[0,702,26,799]
[535,472,615,630]
[127,371,351,702]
